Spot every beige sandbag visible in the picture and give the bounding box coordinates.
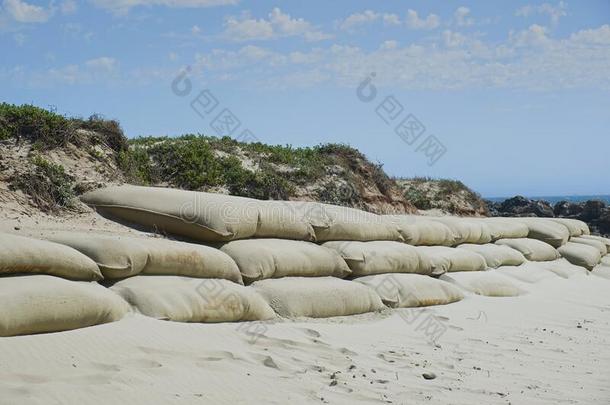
[478,218,529,240]
[80,185,314,242]
[322,241,435,277]
[495,262,560,284]
[44,232,243,283]
[602,255,610,266]
[0,233,102,281]
[495,238,560,262]
[416,246,487,273]
[440,271,525,297]
[549,218,590,236]
[457,244,527,268]
[111,276,275,322]
[514,218,570,248]
[538,258,589,278]
[284,201,402,242]
[0,275,129,337]
[569,237,607,256]
[591,263,610,280]
[252,277,384,318]
[385,215,456,246]
[557,242,601,270]
[220,239,351,284]
[579,235,610,252]
[428,217,492,245]
[354,273,463,308]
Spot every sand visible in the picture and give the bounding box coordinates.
[0,272,608,404]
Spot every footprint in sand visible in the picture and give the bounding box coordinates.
[199,351,239,362]
[300,328,321,338]
[248,354,280,369]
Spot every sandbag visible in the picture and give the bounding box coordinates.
[495,262,561,284]
[0,233,102,281]
[284,201,401,242]
[428,217,492,245]
[602,255,610,266]
[111,276,275,322]
[592,263,610,280]
[44,232,243,283]
[538,258,589,278]
[514,218,570,248]
[495,238,560,262]
[579,235,610,253]
[549,218,590,236]
[80,185,315,242]
[354,273,463,308]
[416,246,487,273]
[557,242,601,270]
[440,271,525,297]
[0,275,129,337]
[385,215,456,246]
[457,243,527,268]
[569,237,607,256]
[220,239,351,284]
[252,277,385,318]
[322,241,436,277]
[478,218,530,240]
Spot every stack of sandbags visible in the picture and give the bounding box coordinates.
[440,271,525,297]
[457,243,527,268]
[495,262,563,284]
[252,277,385,318]
[477,217,530,241]
[322,241,438,276]
[427,217,492,245]
[110,276,275,323]
[495,238,560,262]
[0,233,128,336]
[285,201,402,242]
[384,215,456,246]
[43,232,243,282]
[512,217,569,248]
[578,235,610,252]
[354,273,464,308]
[537,258,589,278]
[569,236,608,256]
[415,246,487,273]
[557,242,601,270]
[220,239,351,284]
[80,185,315,242]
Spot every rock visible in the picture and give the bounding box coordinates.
[580,200,606,222]
[497,196,554,218]
[554,200,584,218]
[422,372,437,380]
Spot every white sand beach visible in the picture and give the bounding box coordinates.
[1,271,608,405]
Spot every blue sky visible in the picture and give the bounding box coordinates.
[1,0,609,197]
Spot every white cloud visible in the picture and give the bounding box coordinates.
[60,0,77,14]
[2,0,53,23]
[443,30,467,47]
[569,24,610,45]
[191,25,201,34]
[337,10,401,31]
[510,24,550,47]
[454,6,473,27]
[85,57,118,73]
[405,9,440,30]
[89,0,238,15]
[516,1,567,25]
[222,8,330,41]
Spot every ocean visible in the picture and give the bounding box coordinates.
[486,195,610,205]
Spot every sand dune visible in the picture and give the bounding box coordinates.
[1,273,609,404]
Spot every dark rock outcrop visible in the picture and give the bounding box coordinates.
[493,195,554,218]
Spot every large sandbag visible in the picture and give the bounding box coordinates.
[220,239,351,284]
[0,233,102,281]
[252,277,384,318]
[578,235,610,253]
[478,218,529,240]
[283,201,401,242]
[495,262,560,284]
[602,255,610,266]
[44,232,243,283]
[495,238,560,262]
[440,271,525,297]
[416,246,487,273]
[549,218,590,236]
[538,258,589,278]
[111,276,275,322]
[322,241,436,277]
[385,215,456,246]
[457,244,527,268]
[0,275,129,337]
[557,242,601,270]
[80,185,314,242]
[514,218,570,248]
[354,273,463,308]
[428,217,492,245]
[569,237,607,256]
